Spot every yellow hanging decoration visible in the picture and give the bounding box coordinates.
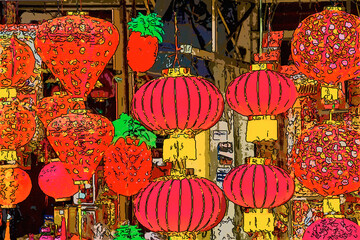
[0,87,16,99]
[163,134,196,162]
[0,150,17,162]
[243,208,275,233]
[246,115,278,142]
[323,196,341,214]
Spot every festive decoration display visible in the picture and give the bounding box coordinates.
[303,218,360,240]
[35,13,119,100]
[0,166,32,208]
[47,111,114,182]
[89,69,115,102]
[127,13,164,72]
[292,7,360,84]
[104,113,156,197]
[36,91,85,128]
[291,123,360,196]
[226,69,298,142]
[223,162,294,209]
[0,35,35,90]
[0,100,36,161]
[38,161,79,201]
[134,176,226,238]
[114,225,146,240]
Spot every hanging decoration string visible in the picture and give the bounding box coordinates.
[173,11,181,68]
[259,0,263,55]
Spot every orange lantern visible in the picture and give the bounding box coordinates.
[47,111,114,183]
[35,13,119,102]
[0,166,32,208]
[0,100,36,162]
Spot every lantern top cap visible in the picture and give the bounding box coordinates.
[161,67,192,77]
[323,6,345,11]
[67,11,89,16]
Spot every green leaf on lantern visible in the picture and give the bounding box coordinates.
[128,12,165,43]
[112,113,157,148]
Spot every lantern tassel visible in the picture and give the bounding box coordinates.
[5,219,10,240]
[60,216,67,240]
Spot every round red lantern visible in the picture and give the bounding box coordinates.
[0,166,32,208]
[36,91,85,128]
[291,123,360,196]
[47,111,114,182]
[0,35,35,88]
[0,100,36,162]
[38,161,79,201]
[132,68,224,134]
[226,69,298,142]
[292,8,360,84]
[223,163,294,209]
[35,13,119,100]
[134,176,226,237]
[303,218,360,240]
[104,114,156,197]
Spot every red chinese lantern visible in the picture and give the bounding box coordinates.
[0,35,35,89]
[127,13,164,72]
[292,7,360,84]
[223,163,294,209]
[291,123,360,196]
[303,218,360,240]
[223,159,294,232]
[134,176,226,238]
[226,69,298,142]
[104,114,156,197]
[0,166,32,208]
[132,68,224,167]
[35,13,119,101]
[0,100,36,162]
[47,111,114,182]
[38,161,79,201]
[36,91,85,128]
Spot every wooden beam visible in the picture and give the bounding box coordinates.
[211,0,217,53]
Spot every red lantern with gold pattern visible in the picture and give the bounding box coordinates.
[47,111,114,182]
[38,161,79,201]
[35,13,119,100]
[36,91,85,128]
[0,100,36,162]
[0,166,32,208]
[0,35,35,88]
[292,8,360,84]
[134,176,227,238]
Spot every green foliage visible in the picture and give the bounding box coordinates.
[112,113,157,148]
[114,224,146,240]
[128,12,165,43]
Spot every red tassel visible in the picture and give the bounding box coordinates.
[60,217,67,240]
[5,220,10,240]
[45,195,48,207]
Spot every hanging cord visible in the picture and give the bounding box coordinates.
[173,11,181,68]
[259,0,263,55]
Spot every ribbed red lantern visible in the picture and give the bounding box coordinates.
[38,161,79,201]
[0,167,32,208]
[226,70,298,142]
[226,70,297,116]
[0,35,35,88]
[35,13,119,100]
[223,163,294,209]
[0,100,36,161]
[132,68,224,134]
[36,91,85,128]
[303,218,360,240]
[134,176,226,237]
[292,8,360,84]
[47,111,114,182]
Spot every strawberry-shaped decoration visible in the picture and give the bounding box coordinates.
[47,111,114,182]
[104,113,156,196]
[127,13,164,72]
[36,91,85,128]
[35,13,119,101]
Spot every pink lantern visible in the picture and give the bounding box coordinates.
[38,161,79,201]
[134,177,226,236]
[223,163,294,209]
[303,218,360,240]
